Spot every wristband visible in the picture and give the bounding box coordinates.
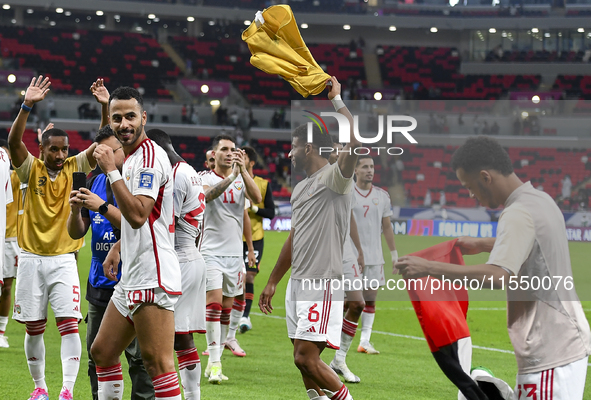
[391,250,399,263]
[331,94,346,111]
[21,103,33,112]
[227,173,236,181]
[107,170,122,185]
[251,205,259,213]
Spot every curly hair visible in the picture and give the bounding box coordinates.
[451,136,513,176]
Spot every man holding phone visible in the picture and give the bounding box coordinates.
[8,76,98,400]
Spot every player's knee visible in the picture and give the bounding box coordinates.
[293,353,317,375]
[90,342,105,365]
[141,355,173,378]
[349,300,365,316]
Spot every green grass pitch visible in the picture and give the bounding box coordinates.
[1,232,590,399]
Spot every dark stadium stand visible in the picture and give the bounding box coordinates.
[378,46,541,99]
[0,26,178,99]
[401,145,591,207]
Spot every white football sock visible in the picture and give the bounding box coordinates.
[0,315,8,335]
[176,348,201,400]
[335,319,357,363]
[205,303,222,363]
[57,319,81,394]
[97,363,123,400]
[227,300,245,340]
[359,309,375,344]
[25,321,47,391]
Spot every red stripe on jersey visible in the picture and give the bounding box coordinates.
[148,182,181,295]
[148,140,155,169]
[540,371,545,400]
[550,369,554,400]
[124,138,149,163]
[355,185,373,198]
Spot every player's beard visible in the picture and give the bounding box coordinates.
[118,124,144,148]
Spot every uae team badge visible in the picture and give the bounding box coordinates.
[234,180,243,190]
[372,198,379,205]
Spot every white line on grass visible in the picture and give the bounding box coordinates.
[251,312,515,355]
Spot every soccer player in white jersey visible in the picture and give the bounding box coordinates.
[398,137,591,400]
[198,134,261,383]
[260,76,360,400]
[147,129,206,400]
[327,141,366,383]
[352,155,398,355]
[90,87,183,400]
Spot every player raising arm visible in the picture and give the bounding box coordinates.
[9,76,97,400]
[259,76,360,400]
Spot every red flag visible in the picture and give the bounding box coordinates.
[407,239,470,352]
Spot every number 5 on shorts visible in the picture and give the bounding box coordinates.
[308,303,319,322]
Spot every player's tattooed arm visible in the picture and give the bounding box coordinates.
[203,177,235,203]
[9,75,51,168]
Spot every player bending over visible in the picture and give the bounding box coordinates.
[397,136,591,400]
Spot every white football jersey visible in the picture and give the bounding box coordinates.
[0,147,12,284]
[352,185,393,266]
[199,170,246,257]
[173,161,205,263]
[119,138,181,294]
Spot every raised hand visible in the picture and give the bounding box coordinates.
[24,76,51,105]
[90,78,110,105]
[37,122,54,144]
[326,76,341,100]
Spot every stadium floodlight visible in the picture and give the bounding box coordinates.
[430,27,438,33]
[531,28,539,33]
[154,18,159,22]
[49,21,56,26]
[301,23,308,29]
[244,20,250,26]
[389,26,397,31]
[489,28,496,33]
[578,28,584,33]
[544,32,550,38]
[343,24,351,30]
[27,8,34,14]
[135,26,142,32]
[532,95,540,104]
[201,84,209,94]
[521,111,528,118]
[187,16,195,22]
[208,20,215,26]
[210,100,220,106]
[7,74,16,84]
[20,90,25,96]
[148,14,156,20]
[10,18,15,24]
[96,10,104,16]
[65,11,72,16]
[56,8,64,13]
[99,24,106,29]
[2,4,10,10]
[374,92,383,100]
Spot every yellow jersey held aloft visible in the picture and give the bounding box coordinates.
[16,152,92,256]
[242,5,330,98]
[243,176,269,242]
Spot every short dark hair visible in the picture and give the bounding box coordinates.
[242,146,258,165]
[292,123,333,160]
[356,154,373,166]
[451,136,513,176]
[94,125,115,143]
[41,128,68,146]
[146,129,172,147]
[331,134,339,145]
[212,134,235,150]
[0,139,7,149]
[109,86,143,110]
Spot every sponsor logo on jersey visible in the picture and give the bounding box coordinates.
[139,173,154,189]
[38,176,47,187]
[233,180,243,190]
[372,198,379,205]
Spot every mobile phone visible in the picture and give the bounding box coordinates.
[73,172,87,191]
